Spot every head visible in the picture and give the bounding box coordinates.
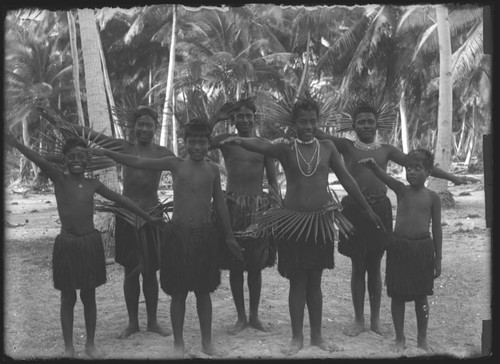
[62,139,89,174]
[232,99,257,136]
[291,99,320,142]
[133,106,158,145]
[352,103,378,143]
[405,149,434,187]
[183,118,211,162]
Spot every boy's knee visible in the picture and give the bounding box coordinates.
[61,290,77,305]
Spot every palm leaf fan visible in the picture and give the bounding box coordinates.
[332,96,397,134]
[35,106,123,172]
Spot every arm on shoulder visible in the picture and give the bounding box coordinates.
[210,133,232,150]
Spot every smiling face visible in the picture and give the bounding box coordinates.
[353,112,378,143]
[133,114,157,145]
[233,106,255,136]
[294,109,319,142]
[186,135,209,162]
[64,146,89,175]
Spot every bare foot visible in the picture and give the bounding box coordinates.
[227,318,248,335]
[202,342,219,356]
[281,338,303,356]
[344,321,365,336]
[85,343,100,358]
[249,316,268,332]
[370,319,385,336]
[117,324,140,339]
[172,343,185,359]
[390,337,406,353]
[417,338,433,352]
[311,336,340,352]
[63,346,75,358]
[147,322,172,336]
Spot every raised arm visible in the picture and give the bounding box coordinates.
[5,133,61,180]
[220,136,285,162]
[95,182,157,224]
[387,145,477,185]
[327,142,384,231]
[358,157,405,196]
[431,192,442,278]
[93,148,179,171]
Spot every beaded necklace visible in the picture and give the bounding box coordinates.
[294,138,321,177]
[352,134,381,151]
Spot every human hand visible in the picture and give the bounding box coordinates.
[366,208,386,232]
[90,147,107,157]
[358,158,377,169]
[226,237,243,262]
[452,175,481,185]
[434,259,442,278]
[149,215,164,224]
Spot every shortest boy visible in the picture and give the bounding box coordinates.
[359,149,442,353]
[6,134,160,358]
[94,119,243,358]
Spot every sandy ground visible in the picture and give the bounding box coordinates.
[3,178,492,360]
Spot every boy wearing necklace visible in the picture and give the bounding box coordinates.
[210,99,279,335]
[221,100,383,356]
[94,119,243,358]
[5,135,161,358]
[316,104,474,337]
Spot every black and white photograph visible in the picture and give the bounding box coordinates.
[3,1,493,360]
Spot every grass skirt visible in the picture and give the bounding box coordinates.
[338,194,393,258]
[52,229,106,291]
[386,233,435,301]
[160,222,221,295]
[219,192,276,271]
[115,216,162,274]
[271,208,335,279]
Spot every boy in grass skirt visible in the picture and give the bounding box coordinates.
[359,150,442,353]
[95,119,243,358]
[210,98,279,334]
[57,106,174,339]
[6,135,159,358]
[221,98,384,356]
[316,102,475,337]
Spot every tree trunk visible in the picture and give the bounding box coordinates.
[21,118,38,180]
[295,30,311,102]
[68,10,85,126]
[160,4,177,148]
[427,5,454,205]
[399,91,409,154]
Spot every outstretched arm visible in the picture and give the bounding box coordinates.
[212,169,243,262]
[209,133,232,150]
[93,148,179,171]
[358,157,405,196]
[220,136,285,161]
[315,129,348,154]
[328,143,385,231]
[95,183,158,224]
[387,146,478,185]
[5,133,61,180]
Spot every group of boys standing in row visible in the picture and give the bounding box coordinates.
[7,97,474,358]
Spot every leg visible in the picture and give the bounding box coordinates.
[281,270,307,356]
[80,288,99,358]
[118,265,141,338]
[415,296,431,351]
[307,270,339,352]
[346,256,367,336]
[143,271,171,336]
[60,290,77,357]
[366,250,385,335]
[390,297,406,353]
[227,268,248,334]
[170,292,188,358]
[248,268,267,332]
[195,291,218,356]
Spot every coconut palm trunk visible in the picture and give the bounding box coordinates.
[427,5,454,204]
[67,10,85,126]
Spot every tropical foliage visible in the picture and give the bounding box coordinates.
[4,4,491,190]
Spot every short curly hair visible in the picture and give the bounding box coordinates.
[406,149,434,171]
[352,103,378,121]
[133,106,158,126]
[62,138,88,155]
[291,99,319,123]
[183,118,211,141]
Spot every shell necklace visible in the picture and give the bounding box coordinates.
[353,134,381,151]
[294,138,321,177]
